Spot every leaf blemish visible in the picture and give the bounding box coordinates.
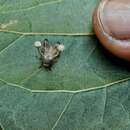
[0,20,18,29]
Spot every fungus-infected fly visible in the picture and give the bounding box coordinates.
[34,39,65,70]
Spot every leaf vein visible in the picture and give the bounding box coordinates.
[0,78,31,92]
[0,0,63,14]
[0,30,95,36]
[0,77,130,93]
[51,94,74,130]
[19,68,41,85]
[0,35,24,55]
[102,87,107,123]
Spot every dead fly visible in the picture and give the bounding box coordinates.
[34,39,65,70]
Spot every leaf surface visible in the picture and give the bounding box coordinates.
[0,0,130,129]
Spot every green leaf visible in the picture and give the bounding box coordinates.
[0,0,130,129]
[0,34,130,90]
[0,80,130,130]
[0,0,100,33]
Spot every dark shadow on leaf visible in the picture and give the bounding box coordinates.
[99,43,130,71]
[0,125,3,130]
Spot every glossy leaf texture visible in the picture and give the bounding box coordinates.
[0,0,130,129]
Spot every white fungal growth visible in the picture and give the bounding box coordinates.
[57,44,65,51]
[34,41,42,47]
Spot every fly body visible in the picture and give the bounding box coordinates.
[34,39,65,70]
